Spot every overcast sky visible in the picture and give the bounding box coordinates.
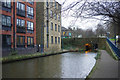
[56,0,106,30]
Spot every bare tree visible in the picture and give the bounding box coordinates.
[95,24,106,37]
[61,0,120,41]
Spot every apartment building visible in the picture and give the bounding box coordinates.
[36,0,61,53]
[0,0,36,56]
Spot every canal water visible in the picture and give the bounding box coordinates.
[3,52,97,78]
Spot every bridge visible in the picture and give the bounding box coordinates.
[62,38,120,59]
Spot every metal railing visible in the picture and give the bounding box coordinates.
[107,38,120,59]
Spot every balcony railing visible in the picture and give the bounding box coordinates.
[2,24,12,31]
[27,29,34,33]
[27,14,34,19]
[17,44,25,48]
[27,44,34,48]
[17,26,26,33]
[2,6,11,12]
[107,38,120,59]
[2,44,11,48]
[17,9,26,17]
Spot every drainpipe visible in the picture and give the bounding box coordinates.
[13,1,16,51]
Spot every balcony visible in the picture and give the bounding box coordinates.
[27,29,34,34]
[2,24,12,31]
[17,44,25,48]
[27,44,34,48]
[27,14,34,19]
[2,3,11,12]
[2,44,11,48]
[17,9,26,17]
[17,26,26,33]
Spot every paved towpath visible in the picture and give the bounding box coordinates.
[90,50,119,78]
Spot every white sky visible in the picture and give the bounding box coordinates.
[56,0,107,30]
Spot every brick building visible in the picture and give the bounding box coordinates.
[36,0,61,53]
[0,0,36,56]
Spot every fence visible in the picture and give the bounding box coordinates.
[107,38,120,59]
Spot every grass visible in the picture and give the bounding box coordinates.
[109,38,118,42]
[95,51,101,60]
[1,52,45,63]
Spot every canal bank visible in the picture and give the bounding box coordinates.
[1,50,69,63]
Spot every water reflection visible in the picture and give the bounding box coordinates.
[3,52,97,78]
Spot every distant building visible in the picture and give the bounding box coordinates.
[36,0,61,53]
[0,1,36,56]
[61,27,73,38]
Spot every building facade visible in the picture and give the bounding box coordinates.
[61,27,73,38]
[0,0,36,56]
[36,0,61,53]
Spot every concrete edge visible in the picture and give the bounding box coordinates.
[106,41,118,60]
[2,51,70,64]
[85,51,101,80]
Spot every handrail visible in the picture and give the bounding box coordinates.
[107,38,120,59]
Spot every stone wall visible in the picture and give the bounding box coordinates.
[62,38,106,50]
[2,47,37,57]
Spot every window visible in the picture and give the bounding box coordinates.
[46,8,49,20]
[51,36,53,44]
[17,19,25,27]
[2,15,11,26]
[17,36,25,47]
[55,13,57,20]
[27,21,34,33]
[17,19,25,33]
[28,0,34,5]
[47,35,49,48]
[17,2,25,17]
[2,0,11,8]
[55,24,57,31]
[27,6,34,19]
[58,37,60,44]
[17,2,25,11]
[55,37,57,44]
[46,0,49,7]
[47,21,49,33]
[50,0,53,7]
[51,22,53,30]
[58,14,60,21]
[58,25,60,32]
[50,10,53,18]
[58,4,61,10]
[55,2,56,9]
[2,35,11,48]
[27,37,34,47]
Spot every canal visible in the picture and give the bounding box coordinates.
[3,52,97,78]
